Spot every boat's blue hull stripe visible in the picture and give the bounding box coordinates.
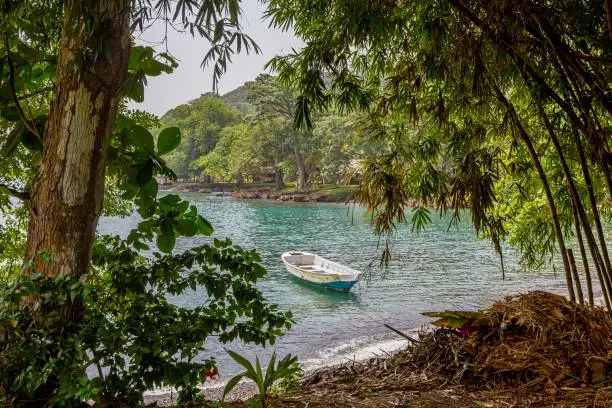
[298,278,358,292]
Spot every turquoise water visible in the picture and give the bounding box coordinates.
[98,193,573,376]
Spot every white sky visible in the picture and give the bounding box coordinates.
[129,1,302,117]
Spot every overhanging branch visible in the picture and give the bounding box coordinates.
[0,183,30,200]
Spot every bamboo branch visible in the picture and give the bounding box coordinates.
[521,0,611,114]
[571,197,596,308]
[537,104,612,302]
[567,249,584,306]
[571,52,612,63]
[384,324,420,344]
[483,67,575,301]
[447,0,587,132]
[572,126,612,283]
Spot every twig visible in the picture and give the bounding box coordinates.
[0,86,54,110]
[0,183,30,200]
[384,324,420,344]
[4,34,41,139]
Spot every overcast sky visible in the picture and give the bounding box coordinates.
[129,1,302,116]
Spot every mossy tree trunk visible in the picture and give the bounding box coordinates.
[25,1,131,282]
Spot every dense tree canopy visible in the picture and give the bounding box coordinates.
[162,95,242,178]
[161,74,375,188]
[266,0,611,306]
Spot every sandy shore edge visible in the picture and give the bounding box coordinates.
[143,333,413,406]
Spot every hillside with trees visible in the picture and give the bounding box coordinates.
[161,74,377,188]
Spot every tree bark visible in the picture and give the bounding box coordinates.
[275,167,284,190]
[604,0,612,40]
[572,199,594,307]
[567,249,584,306]
[294,147,308,189]
[25,1,131,279]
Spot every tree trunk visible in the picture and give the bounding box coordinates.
[275,168,284,190]
[25,1,131,280]
[567,249,584,306]
[236,171,244,189]
[572,198,594,307]
[294,147,307,189]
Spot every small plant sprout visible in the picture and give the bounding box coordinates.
[222,350,299,407]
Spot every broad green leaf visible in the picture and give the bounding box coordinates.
[197,216,213,236]
[136,161,154,186]
[422,310,485,320]
[156,233,176,253]
[264,351,276,388]
[226,350,257,380]
[121,183,139,199]
[255,357,264,395]
[159,194,181,207]
[141,178,158,198]
[159,219,174,237]
[123,72,145,102]
[157,127,181,155]
[430,317,469,329]
[129,124,155,152]
[176,219,198,237]
[176,200,189,214]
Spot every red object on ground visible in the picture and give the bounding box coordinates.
[206,368,219,379]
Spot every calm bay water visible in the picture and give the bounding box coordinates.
[98,192,572,376]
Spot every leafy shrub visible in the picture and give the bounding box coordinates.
[223,350,300,407]
[274,359,303,394]
[0,209,292,406]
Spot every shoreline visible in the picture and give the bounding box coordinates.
[158,182,357,203]
[143,293,608,406]
[143,329,415,406]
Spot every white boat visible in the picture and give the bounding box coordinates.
[281,251,363,292]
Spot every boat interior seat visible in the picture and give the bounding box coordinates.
[300,264,326,273]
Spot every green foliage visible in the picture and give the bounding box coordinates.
[0,272,90,407]
[0,218,292,406]
[195,75,378,188]
[0,1,298,406]
[265,0,611,276]
[223,350,300,407]
[161,95,242,178]
[273,359,303,395]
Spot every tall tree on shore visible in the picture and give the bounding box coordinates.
[247,74,312,188]
[1,0,257,281]
[266,0,611,306]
